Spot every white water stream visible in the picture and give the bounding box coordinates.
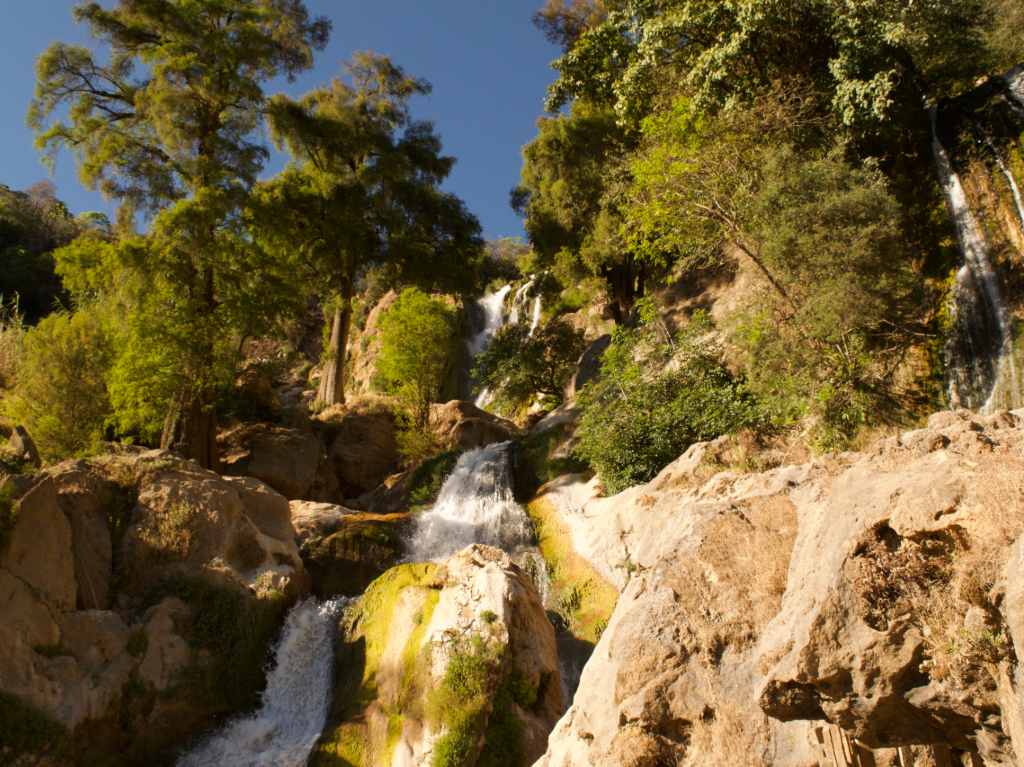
[931,107,1021,412]
[407,442,533,562]
[176,597,345,767]
[471,277,543,409]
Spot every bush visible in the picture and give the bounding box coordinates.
[0,691,67,760]
[473,317,586,414]
[374,288,458,426]
[0,298,24,391]
[575,309,762,494]
[2,308,113,461]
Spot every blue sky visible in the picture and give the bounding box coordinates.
[0,1,560,239]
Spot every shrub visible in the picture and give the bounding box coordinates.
[374,288,458,426]
[407,450,461,507]
[575,309,762,494]
[2,308,113,461]
[0,298,24,391]
[473,317,586,414]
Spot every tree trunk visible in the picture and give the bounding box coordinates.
[315,279,355,410]
[161,386,219,471]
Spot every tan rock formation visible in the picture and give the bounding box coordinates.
[429,400,519,451]
[219,422,324,500]
[313,544,562,767]
[535,409,1024,766]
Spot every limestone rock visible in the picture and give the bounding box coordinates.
[429,400,519,451]
[291,499,409,597]
[312,545,561,766]
[219,422,323,500]
[536,408,1024,766]
[564,334,611,401]
[320,399,400,497]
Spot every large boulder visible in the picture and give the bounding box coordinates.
[319,399,400,497]
[291,500,410,597]
[312,545,562,766]
[219,422,324,500]
[0,450,306,766]
[429,399,519,451]
[536,409,1024,766]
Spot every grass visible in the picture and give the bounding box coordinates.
[526,497,617,643]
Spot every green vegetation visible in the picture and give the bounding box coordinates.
[527,497,617,643]
[0,691,67,760]
[3,309,113,461]
[146,576,288,712]
[473,317,585,414]
[375,288,459,426]
[575,309,762,493]
[408,450,461,508]
[252,52,482,410]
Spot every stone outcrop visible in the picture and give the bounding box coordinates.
[219,422,325,500]
[429,400,519,451]
[318,399,401,497]
[535,409,1024,766]
[312,545,562,766]
[291,500,410,597]
[0,450,305,766]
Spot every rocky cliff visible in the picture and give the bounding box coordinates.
[534,409,1024,766]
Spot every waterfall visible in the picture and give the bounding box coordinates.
[995,152,1024,231]
[529,295,542,336]
[467,285,512,358]
[931,107,1020,412]
[176,597,345,767]
[1005,65,1024,116]
[407,442,533,562]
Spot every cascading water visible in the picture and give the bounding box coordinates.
[470,285,512,409]
[407,442,532,562]
[994,151,1024,231]
[176,597,345,767]
[931,107,1021,412]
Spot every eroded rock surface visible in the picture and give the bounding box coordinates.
[536,409,1024,766]
[313,544,561,767]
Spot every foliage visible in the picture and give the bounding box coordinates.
[408,450,461,507]
[513,101,644,321]
[480,238,529,287]
[545,0,1016,135]
[473,317,586,413]
[0,691,67,760]
[0,182,75,323]
[0,298,24,391]
[375,288,458,425]
[29,0,331,466]
[575,309,762,493]
[253,52,482,408]
[2,308,113,461]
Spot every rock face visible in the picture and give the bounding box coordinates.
[219,422,325,500]
[0,450,305,766]
[536,409,1024,766]
[319,399,401,497]
[291,500,410,597]
[429,400,519,451]
[312,545,562,767]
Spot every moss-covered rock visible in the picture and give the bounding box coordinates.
[312,546,562,767]
[301,512,411,598]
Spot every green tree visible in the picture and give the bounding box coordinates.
[253,52,482,409]
[29,0,330,468]
[374,288,457,426]
[513,101,643,322]
[3,308,113,461]
[472,318,585,412]
[574,310,760,493]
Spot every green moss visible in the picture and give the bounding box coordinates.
[312,563,439,767]
[0,691,67,759]
[527,498,617,644]
[146,575,289,712]
[408,450,460,508]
